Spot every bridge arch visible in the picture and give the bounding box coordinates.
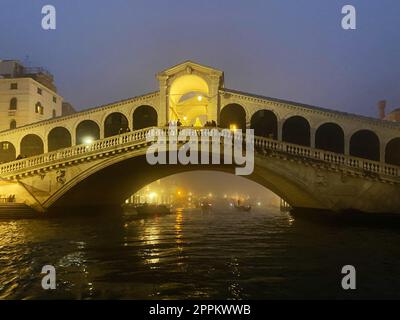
[48,127,72,152]
[20,134,44,157]
[0,141,16,163]
[220,103,247,130]
[315,122,345,154]
[132,105,158,130]
[282,116,310,146]
[76,120,101,145]
[104,112,129,137]
[45,150,325,212]
[250,109,278,139]
[385,137,400,166]
[350,130,380,161]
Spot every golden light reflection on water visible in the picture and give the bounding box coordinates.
[57,240,95,298]
[140,221,161,266]
[285,212,295,226]
[0,221,26,247]
[175,209,185,265]
[175,209,184,245]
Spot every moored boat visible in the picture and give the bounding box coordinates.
[234,199,252,212]
[123,203,171,217]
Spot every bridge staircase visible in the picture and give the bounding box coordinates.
[0,203,37,219]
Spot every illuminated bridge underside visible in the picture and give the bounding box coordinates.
[0,127,399,214]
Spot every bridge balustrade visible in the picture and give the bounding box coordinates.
[0,127,399,180]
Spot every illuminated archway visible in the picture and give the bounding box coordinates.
[220,104,246,130]
[169,74,209,126]
[76,120,100,145]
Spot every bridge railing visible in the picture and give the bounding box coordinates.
[0,128,150,176]
[0,127,399,180]
[252,136,399,178]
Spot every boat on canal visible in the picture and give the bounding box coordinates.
[123,203,171,217]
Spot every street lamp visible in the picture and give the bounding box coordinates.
[83,137,94,145]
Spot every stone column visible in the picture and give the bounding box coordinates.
[14,140,21,158]
[344,135,350,156]
[100,124,105,139]
[157,75,169,126]
[277,120,283,141]
[380,140,386,164]
[43,136,48,153]
[71,129,76,146]
[310,127,316,148]
[208,74,220,123]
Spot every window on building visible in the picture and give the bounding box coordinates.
[52,109,56,118]
[37,87,42,95]
[53,96,57,103]
[35,102,44,115]
[10,83,18,90]
[10,120,16,130]
[9,98,17,110]
[2,142,9,150]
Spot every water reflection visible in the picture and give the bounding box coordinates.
[1,208,400,299]
[139,222,161,267]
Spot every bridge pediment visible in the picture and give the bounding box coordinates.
[157,61,224,125]
[157,60,224,81]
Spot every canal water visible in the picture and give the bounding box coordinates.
[1,208,400,299]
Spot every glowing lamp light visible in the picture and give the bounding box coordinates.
[83,137,94,145]
[229,124,237,131]
[197,95,203,102]
[183,116,188,121]
[148,192,157,201]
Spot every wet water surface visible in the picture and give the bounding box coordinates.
[1,208,400,299]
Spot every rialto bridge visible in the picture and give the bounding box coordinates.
[0,61,400,214]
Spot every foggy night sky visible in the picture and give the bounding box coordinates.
[1,0,400,117]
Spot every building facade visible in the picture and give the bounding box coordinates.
[0,60,63,132]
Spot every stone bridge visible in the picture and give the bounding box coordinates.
[0,61,399,214]
[0,127,399,214]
